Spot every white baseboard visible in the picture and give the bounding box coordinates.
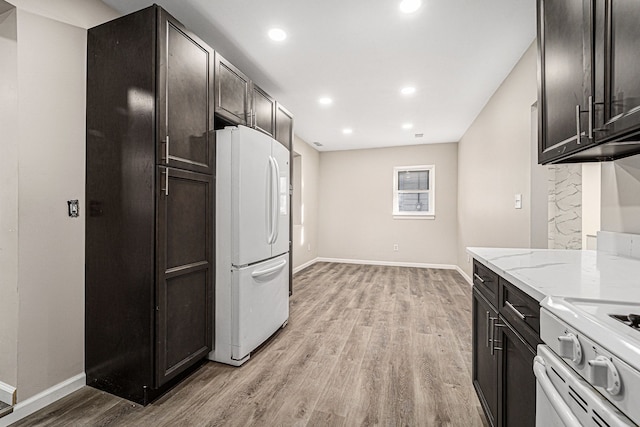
[0,373,85,427]
[292,257,319,274]
[316,257,458,270]
[293,257,471,286]
[456,266,473,286]
[0,382,16,406]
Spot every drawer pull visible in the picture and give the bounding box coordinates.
[505,300,529,320]
[473,273,486,284]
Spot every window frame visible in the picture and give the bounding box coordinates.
[392,164,435,219]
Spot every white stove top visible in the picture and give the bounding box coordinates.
[543,296,640,372]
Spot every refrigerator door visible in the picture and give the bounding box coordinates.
[231,126,273,266]
[271,140,290,257]
[231,254,289,360]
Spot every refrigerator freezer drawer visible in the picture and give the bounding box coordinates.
[231,254,289,360]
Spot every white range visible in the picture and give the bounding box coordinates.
[469,232,640,426]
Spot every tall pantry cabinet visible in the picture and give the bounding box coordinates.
[85,5,214,405]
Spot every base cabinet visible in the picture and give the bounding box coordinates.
[472,260,540,427]
[472,289,499,426]
[497,322,537,427]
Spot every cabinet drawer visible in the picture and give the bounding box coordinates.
[499,278,541,349]
[473,260,499,307]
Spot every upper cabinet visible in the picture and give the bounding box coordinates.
[599,1,640,140]
[275,102,294,150]
[538,0,640,164]
[537,0,594,164]
[214,52,250,125]
[251,83,276,137]
[158,10,215,174]
[213,53,291,142]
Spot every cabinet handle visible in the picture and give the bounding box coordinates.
[485,311,491,348]
[505,300,528,320]
[588,95,593,139]
[576,104,582,145]
[165,135,170,164]
[162,168,169,196]
[490,319,505,356]
[473,273,485,284]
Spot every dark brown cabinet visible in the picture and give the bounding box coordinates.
[473,289,499,427]
[275,102,294,150]
[472,261,540,427]
[214,52,250,125]
[251,83,276,137]
[598,0,640,140]
[497,323,537,427]
[537,0,594,164]
[86,5,213,405]
[538,0,640,163]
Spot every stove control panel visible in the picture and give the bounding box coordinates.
[589,355,621,395]
[541,308,640,423]
[558,333,582,364]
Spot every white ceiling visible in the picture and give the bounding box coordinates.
[102,0,536,152]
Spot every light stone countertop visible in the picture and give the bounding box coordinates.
[467,247,640,303]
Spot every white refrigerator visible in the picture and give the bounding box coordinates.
[209,125,290,366]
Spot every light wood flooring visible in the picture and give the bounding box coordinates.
[12,262,487,426]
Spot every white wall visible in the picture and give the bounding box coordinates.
[0,5,19,390]
[457,42,539,277]
[0,0,118,403]
[9,0,118,28]
[582,163,601,248]
[317,143,458,266]
[292,136,320,271]
[601,155,640,233]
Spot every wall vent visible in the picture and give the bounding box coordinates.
[415,133,424,138]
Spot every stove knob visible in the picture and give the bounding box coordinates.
[588,356,621,396]
[557,333,582,364]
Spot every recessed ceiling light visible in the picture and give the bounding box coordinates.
[342,128,353,135]
[402,123,414,130]
[401,86,416,95]
[399,0,422,14]
[268,28,287,42]
[318,97,333,106]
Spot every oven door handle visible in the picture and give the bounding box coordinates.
[533,356,581,427]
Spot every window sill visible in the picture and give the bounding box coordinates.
[393,215,435,220]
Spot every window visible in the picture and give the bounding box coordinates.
[393,165,435,218]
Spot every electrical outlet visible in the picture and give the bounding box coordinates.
[515,193,522,209]
[393,244,399,251]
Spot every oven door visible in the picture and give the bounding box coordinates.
[534,345,635,427]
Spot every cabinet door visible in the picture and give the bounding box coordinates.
[538,0,594,164]
[157,10,214,174]
[275,102,294,150]
[497,321,537,427]
[156,167,213,386]
[600,0,640,139]
[251,84,276,137]
[215,52,250,125]
[472,289,499,427]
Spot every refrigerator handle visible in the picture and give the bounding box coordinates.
[250,259,287,278]
[272,155,281,244]
[267,156,275,244]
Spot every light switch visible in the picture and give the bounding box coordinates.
[68,199,80,217]
[515,194,522,209]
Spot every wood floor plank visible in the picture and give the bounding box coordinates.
[12,263,486,427]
